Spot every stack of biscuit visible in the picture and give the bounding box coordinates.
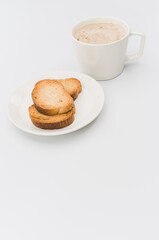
[28,78,82,129]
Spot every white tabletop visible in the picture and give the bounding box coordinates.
[1,0,159,239]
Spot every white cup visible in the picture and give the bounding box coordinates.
[72,17,145,80]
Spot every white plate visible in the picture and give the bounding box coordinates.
[8,71,104,136]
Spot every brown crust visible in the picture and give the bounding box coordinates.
[33,102,74,116]
[31,114,74,129]
[71,89,81,100]
[32,79,74,115]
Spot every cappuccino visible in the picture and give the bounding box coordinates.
[74,23,127,44]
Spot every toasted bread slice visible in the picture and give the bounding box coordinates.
[32,80,74,116]
[58,78,82,100]
[29,104,75,129]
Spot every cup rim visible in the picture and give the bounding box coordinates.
[72,16,130,47]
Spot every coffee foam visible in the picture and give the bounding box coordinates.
[74,23,127,44]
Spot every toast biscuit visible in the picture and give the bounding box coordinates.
[58,78,82,100]
[32,80,74,116]
[29,104,75,129]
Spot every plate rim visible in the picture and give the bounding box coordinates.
[8,71,105,136]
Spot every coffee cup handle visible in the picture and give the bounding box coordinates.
[126,31,145,61]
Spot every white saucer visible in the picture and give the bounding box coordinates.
[8,71,105,136]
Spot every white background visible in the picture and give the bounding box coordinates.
[0,0,159,239]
